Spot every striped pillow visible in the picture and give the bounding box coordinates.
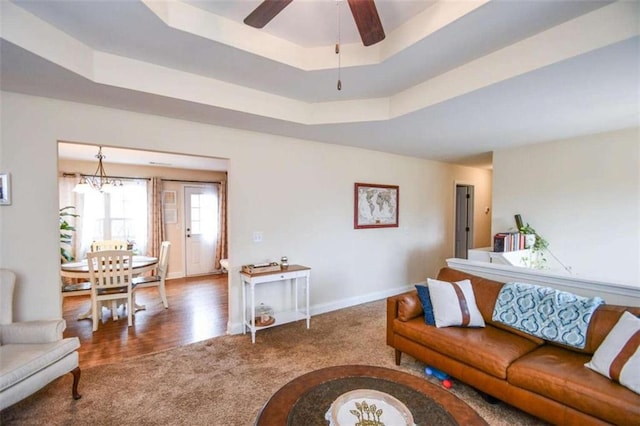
[585,311,640,394]
[427,278,485,328]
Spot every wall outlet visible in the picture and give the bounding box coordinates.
[252,231,263,243]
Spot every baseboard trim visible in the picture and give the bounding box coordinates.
[227,284,414,336]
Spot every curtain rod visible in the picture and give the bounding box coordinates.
[62,173,221,184]
[161,179,222,184]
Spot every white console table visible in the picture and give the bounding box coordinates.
[240,264,311,344]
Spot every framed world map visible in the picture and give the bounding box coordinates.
[354,183,399,229]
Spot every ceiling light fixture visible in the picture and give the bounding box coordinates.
[73,146,122,193]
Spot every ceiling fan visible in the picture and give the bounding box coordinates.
[244,0,386,47]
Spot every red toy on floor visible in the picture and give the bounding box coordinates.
[425,366,453,389]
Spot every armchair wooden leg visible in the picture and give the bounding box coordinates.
[71,367,82,400]
[395,349,402,365]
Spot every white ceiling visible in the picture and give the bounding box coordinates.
[2,0,638,169]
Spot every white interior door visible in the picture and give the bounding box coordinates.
[455,184,474,259]
[184,185,218,276]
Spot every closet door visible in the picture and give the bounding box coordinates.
[455,185,474,259]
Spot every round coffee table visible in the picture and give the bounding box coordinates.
[256,365,487,425]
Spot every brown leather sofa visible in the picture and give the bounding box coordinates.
[387,267,640,425]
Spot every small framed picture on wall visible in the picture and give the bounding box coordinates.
[354,182,399,229]
[164,208,177,224]
[162,190,176,206]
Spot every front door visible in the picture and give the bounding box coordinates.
[184,185,217,276]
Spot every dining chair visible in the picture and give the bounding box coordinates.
[132,241,170,308]
[87,249,134,332]
[61,280,92,309]
[90,239,129,252]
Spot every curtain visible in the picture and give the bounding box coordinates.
[79,190,103,258]
[214,178,227,270]
[147,177,164,258]
[58,174,83,262]
[120,179,148,255]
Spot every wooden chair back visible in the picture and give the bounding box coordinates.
[132,242,171,309]
[87,250,134,331]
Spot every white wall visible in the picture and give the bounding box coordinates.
[492,128,640,286]
[0,91,492,326]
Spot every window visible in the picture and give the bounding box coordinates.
[188,191,217,242]
[79,180,148,257]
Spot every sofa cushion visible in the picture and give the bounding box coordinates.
[585,311,640,394]
[436,268,502,323]
[1,320,66,345]
[396,292,423,322]
[575,304,640,354]
[508,345,640,424]
[435,268,545,344]
[0,338,80,391]
[492,282,603,349]
[427,278,485,328]
[393,318,541,379]
[414,285,435,325]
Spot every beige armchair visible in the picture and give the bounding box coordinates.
[0,269,81,410]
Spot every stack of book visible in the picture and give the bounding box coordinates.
[493,232,526,252]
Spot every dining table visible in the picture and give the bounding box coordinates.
[60,255,158,280]
[61,255,158,320]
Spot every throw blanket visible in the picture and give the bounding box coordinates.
[492,282,604,349]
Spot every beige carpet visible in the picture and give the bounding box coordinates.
[1,300,546,425]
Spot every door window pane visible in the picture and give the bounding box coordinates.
[191,194,202,235]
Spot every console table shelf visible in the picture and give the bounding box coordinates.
[240,264,311,344]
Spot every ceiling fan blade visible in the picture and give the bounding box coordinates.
[347,0,385,46]
[244,0,294,28]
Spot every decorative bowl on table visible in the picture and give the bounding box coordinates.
[325,389,415,426]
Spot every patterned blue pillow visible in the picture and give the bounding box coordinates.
[415,284,435,325]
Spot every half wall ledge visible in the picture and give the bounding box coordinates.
[445,258,640,307]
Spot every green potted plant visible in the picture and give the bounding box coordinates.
[518,223,549,269]
[60,206,79,263]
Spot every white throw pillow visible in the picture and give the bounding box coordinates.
[585,311,640,395]
[427,278,485,328]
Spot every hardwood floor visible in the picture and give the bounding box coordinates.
[62,274,228,369]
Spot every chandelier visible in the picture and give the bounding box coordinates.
[72,146,123,193]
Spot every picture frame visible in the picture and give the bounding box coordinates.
[164,208,177,224]
[0,173,11,206]
[354,182,399,229]
[162,190,176,206]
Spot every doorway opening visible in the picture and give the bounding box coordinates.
[454,184,474,259]
[57,142,231,345]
